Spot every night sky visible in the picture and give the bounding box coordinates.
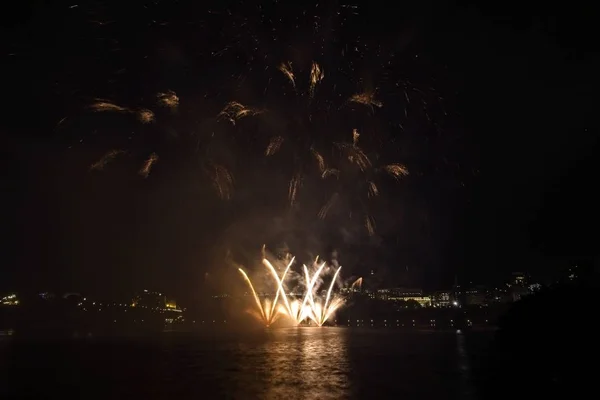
[1,1,597,301]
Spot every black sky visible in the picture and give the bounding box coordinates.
[1,1,597,300]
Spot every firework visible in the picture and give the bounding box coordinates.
[139,152,159,178]
[204,162,234,200]
[348,91,383,112]
[218,60,361,208]
[214,54,411,235]
[315,129,409,235]
[238,255,344,327]
[90,149,125,171]
[136,108,155,124]
[89,100,155,124]
[208,0,446,236]
[156,90,179,109]
[82,91,240,200]
[74,2,440,238]
[89,100,130,113]
[350,277,363,291]
[218,101,262,125]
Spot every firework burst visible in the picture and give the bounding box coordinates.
[65,2,443,236]
[77,93,238,200]
[238,253,344,327]
[217,57,400,227]
[207,2,431,234]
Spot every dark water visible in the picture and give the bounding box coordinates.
[0,328,492,399]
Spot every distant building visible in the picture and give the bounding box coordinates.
[377,288,431,306]
[510,286,529,302]
[132,290,166,309]
[508,272,530,302]
[452,276,462,304]
[165,300,177,310]
[432,291,451,307]
[463,286,487,306]
[131,290,183,313]
[511,272,528,286]
[1,294,19,306]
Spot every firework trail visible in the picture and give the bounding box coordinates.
[69,2,442,236]
[156,90,179,109]
[350,277,363,291]
[317,128,409,235]
[238,252,344,327]
[215,57,410,233]
[348,91,383,113]
[204,162,234,200]
[209,3,420,234]
[81,91,241,200]
[139,152,159,178]
[219,59,383,210]
[218,101,262,125]
[90,149,125,171]
[89,100,155,124]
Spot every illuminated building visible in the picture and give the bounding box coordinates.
[130,290,184,313]
[1,294,19,306]
[376,288,432,306]
[464,286,487,306]
[511,272,528,286]
[165,300,177,309]
[432,291,451,307]
[507,272,530,302]
[131,289,165,308]
[452,275,461,304]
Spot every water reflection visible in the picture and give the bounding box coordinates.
[4,329,486,399]
[263,327,350,399]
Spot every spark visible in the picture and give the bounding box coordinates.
[318,192,339,219]
[319,266,343,325]
[156,90,179,109]
[205,163,234,200]
[335,141,371,171]
[311,148,326,173]
[278,61,296,89]
[89,100,154,124]
[302,263,343,326]
[90,149,124,171]
[309,61,324,98]
[350,277,363,290]
[262,258,295,323]
[349,91,383,111]
[218,101,261,125]
[238,268,275,325]
[352,128,360,146]
[136,108,155,124]
[365,215,376,236]
[322,168,340,179]
[265,136,284,156]
[380,163,409,179]
[301,262,326,321]
[288,173,302,206]
[238,252,345,327]
[367,181,378,198]
[89,100,130,113]
[139,152,159,178]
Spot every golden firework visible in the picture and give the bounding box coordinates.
[238,253,344,327]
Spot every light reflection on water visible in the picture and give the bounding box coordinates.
[3,328,488,399]
[262,327,350,399]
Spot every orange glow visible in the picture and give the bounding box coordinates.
[238,254,344,327]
